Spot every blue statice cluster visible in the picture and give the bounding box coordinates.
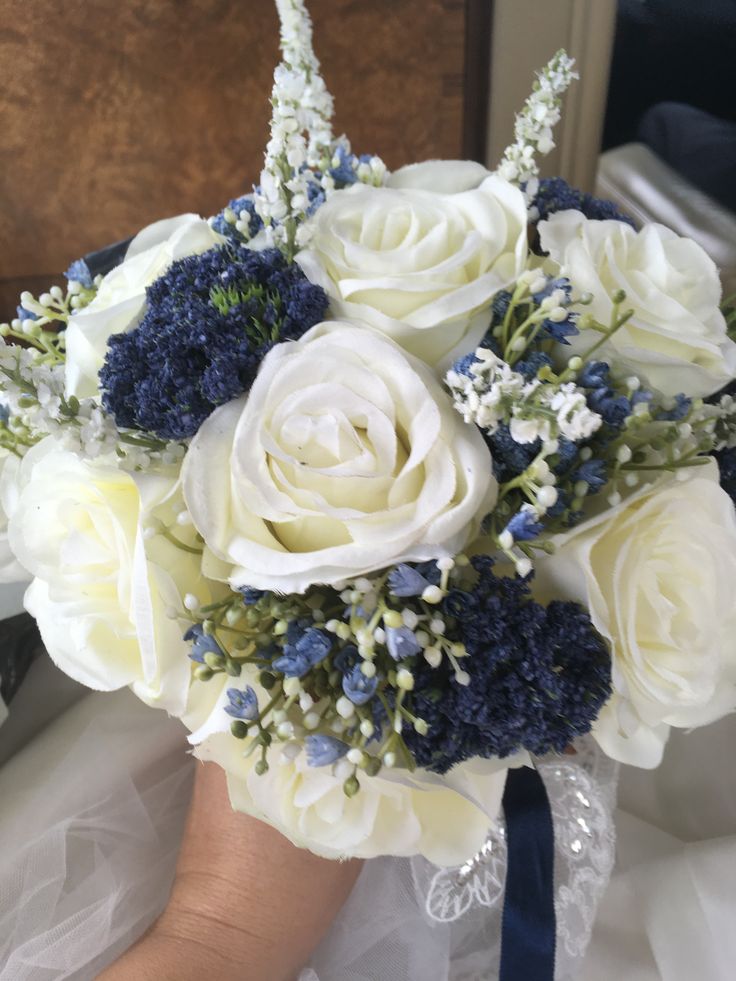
[531,177,636,227]
[100,245,328,439]
[403,557,612,772]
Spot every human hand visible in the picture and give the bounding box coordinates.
[99,761,363,981]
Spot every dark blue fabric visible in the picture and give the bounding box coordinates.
[499,766,556,981]
[82,236,132,279]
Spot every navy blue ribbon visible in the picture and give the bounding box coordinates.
[499,766,556,981]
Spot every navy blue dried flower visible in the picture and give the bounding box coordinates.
[403,557,612,773]
[488,424,541,483]
[531,177,636,228]
[716,446,736,508]
[515,351,552,381]
[578,361,633,427]
[100,245,328,439]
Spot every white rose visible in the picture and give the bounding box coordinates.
[0,450,30,585]
[539,210,736,397]
[534,463,736,767]
[296,170,528,368]
[9,440,215,715]
[186,671,511,864]
[65,214,223,400]
[386,159,491,194]
[182,323,496,593]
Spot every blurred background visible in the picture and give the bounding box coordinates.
[2,0,735,320]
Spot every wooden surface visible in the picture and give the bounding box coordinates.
[0,0,473,317]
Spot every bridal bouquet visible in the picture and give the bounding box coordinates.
[2,0,736,872]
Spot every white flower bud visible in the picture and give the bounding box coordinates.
[537,485,558,509]
[424,646,442,668]
[336,695,356,719]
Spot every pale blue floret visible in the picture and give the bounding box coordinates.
[224,686,259,721]
[305,734,349,767]
[272,627,332,678]
[64,258,94,289]
[387,564,431,598]
[504,509,543,542]
[386,625,421,661]
[342,663,378,705]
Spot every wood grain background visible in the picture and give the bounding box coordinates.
[0,0,479,317]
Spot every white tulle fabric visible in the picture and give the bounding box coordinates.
[0,678,734,980]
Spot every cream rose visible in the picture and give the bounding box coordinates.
[64,214,223,400]
[186,671,511,864]
[296,168,528,368]
[539,210,736,397]
[9,441,215,715]
[0,450,30,585]
[534,464,736,767]
[386,159,491,194]
[182,323,496,593]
